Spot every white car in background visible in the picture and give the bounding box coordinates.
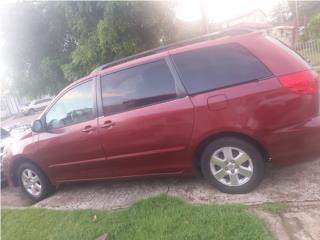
[1,125,31,185]
[21,98,52,115]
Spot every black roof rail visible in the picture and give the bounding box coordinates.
[91,28,253,74]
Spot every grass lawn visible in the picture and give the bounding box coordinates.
[1,195,272,240]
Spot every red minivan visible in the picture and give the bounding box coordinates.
[3,30,320,201]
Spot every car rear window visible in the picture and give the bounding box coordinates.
[172,43,273,94]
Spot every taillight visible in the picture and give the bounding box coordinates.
[278,70,318,94]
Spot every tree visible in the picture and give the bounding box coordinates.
[288,0,320,26]
[0,2,199,98]
[304,14,320,40]
[0,2,70,98]
[62,1,178,81]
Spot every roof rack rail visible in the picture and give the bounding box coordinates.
[91,28,253,73]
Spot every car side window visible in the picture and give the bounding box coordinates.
[101,60,177,116]
[46,80,95,129]
[172,43,273,94]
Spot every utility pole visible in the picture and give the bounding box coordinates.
[295,0,299,27]
[200,1,209,34]
[294,0,299,44]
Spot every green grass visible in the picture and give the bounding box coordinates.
[260,202,288,215]
[1,195,272,240]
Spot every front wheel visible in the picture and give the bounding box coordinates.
[18,162,54,202]
[201,137,266,194]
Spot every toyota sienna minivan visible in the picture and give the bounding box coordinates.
[2,30,320,201]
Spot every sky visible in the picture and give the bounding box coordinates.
[0,0,282,92]
[176,0,281,22]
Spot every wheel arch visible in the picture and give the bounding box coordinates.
[10,156,44,186]
[193,131,270,174]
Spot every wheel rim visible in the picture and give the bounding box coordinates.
[210,147,254,187]
[21,169,42,197]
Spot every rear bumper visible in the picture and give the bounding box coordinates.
[262,116,320,165]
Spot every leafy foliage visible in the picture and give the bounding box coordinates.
[304,14,320,40]
[2,195,273,240]
[0,2,198,98]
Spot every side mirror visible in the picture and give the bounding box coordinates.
[31,119,44,133]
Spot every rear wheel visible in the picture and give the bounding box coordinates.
[201,137,266,194]
[18,162,54,202]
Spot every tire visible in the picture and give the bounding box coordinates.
[200,137,266,194]
[17,162,54,202]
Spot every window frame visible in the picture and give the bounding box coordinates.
[170,42,274,96]
[43,78,98,130]
[97,57,187,117]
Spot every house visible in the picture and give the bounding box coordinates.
[268,25,295,47]
[218,9,271,30]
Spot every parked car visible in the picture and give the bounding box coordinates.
[1,125,30,185]
[2,30,320,201]
[21,98,52,115]
[1,128,12,184]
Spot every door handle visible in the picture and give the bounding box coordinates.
[81,125,96,133]
[101,120,114,129]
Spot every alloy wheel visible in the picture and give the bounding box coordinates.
[21,169,42,197]
[210,147,254,187]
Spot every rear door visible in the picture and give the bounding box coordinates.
[97,58,194,177]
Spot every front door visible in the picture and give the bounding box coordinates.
[98,59,194,177]
[36,79,109,182]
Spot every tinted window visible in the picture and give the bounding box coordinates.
[46,80,95,129]
[101,60,177,115]
[172,43,273,94]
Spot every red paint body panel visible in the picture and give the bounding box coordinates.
[98,97,194,177]
[3,32,320,187]
[187,77,319,165]
[34,119,108,183]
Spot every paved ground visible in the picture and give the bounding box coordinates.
[2,158,320,239]
[254,202,320,240]
[2,158,320,209]
[1,112,40,128]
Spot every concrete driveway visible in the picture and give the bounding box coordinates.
[1,112,40,128]
[2,158,320,209]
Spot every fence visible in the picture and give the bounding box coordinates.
[293,39,320,66]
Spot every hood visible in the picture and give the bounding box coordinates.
[0,135,14,149]
[0,129,32,151]
[15,129,33,141]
